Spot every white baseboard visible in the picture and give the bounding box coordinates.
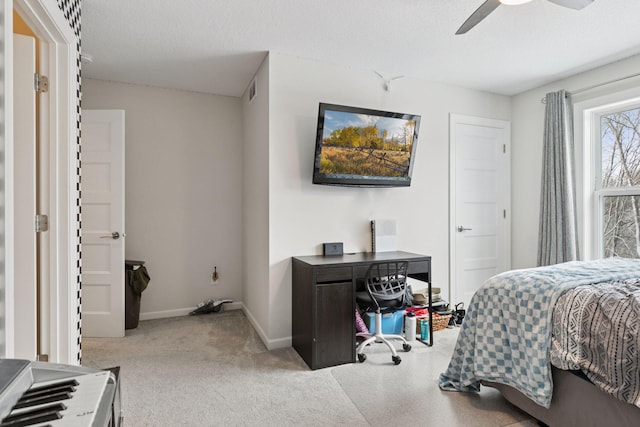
[139,301,243,321]
[241,304,291,350]
[267,335,291,350]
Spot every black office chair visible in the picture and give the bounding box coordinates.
[356,261,411,365]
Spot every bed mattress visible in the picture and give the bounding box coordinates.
[439,257,640,409]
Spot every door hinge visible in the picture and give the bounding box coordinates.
[503,144,506,153]
[34,73,49,93]
[35,214,49,232]
[503,209,506,218]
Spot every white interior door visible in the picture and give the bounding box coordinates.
[450,114,511,309]
[81,110,125,338]
[13,34,37,359]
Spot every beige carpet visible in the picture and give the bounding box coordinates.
[332,330,534,427]
[82,310,537,427]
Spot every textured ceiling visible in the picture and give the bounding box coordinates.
[81,0,640,97]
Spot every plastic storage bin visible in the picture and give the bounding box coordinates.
[364,310,404,334]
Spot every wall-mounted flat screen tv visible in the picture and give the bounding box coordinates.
[312,103,421,187]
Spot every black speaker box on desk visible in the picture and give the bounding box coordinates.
[323,242,343,256]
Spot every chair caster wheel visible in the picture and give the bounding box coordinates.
[392,355,401,365]
[357,353,367,363]
[403,343,412,352]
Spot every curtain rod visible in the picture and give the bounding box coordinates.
[540,71,640,103]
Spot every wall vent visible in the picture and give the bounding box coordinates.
[248,78,257,103]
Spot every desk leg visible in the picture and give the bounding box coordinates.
[414,278,433,347]
[428,278,433,346]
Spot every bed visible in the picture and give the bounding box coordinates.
[439,258,640,427]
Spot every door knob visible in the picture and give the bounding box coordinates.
[100,232,121,240]
[457,226,472,232]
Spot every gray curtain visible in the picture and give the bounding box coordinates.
[537,90,579,266]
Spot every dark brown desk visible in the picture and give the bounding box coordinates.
[292,251,432,370]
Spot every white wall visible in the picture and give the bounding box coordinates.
[85,51,640,347]
[0,0,11,356]
[264,52,511,345]
[242,57,271,343]
[82,79,243,318]
[511,54,640,269]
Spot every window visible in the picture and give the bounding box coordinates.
[591,103,640,258]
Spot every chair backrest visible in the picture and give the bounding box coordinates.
[364,261,409,310]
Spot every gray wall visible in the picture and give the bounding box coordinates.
[82,79,244,318]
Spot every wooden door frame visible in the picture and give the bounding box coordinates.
[5,0,79,364]
[448,113,511,305]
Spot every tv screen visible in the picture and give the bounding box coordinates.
[312,103,421,187]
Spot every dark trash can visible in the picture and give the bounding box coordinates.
[125,260,150,330]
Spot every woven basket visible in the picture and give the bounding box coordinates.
[416,314,451,333]
[432,314,451,331]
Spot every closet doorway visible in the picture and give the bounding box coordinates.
[449,114,511,309]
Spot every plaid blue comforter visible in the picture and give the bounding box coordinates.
[439,258,640,408]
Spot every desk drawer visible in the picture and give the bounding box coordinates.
[316,266,352,283]
[407,261,430,275]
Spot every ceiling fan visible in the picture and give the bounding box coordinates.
[456,0,594,35]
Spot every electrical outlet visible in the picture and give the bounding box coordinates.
[210,266,219,284]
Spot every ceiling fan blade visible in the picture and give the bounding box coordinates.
[546,0,594,10]
[456,0,502,35]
